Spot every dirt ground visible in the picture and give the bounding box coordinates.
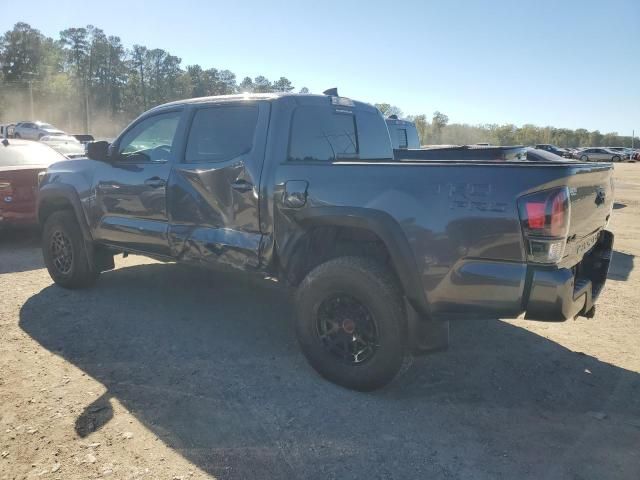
[1,164,639,480]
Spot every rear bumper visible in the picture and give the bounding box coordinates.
[524,230,613,321]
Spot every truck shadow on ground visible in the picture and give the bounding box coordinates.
[0,228,42,273]
[609,250,635,281]
[19,263,640,479]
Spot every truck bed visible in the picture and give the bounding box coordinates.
[395,145,528,162]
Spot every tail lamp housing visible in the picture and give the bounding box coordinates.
[0,181,13,203]
[517,187,570,264]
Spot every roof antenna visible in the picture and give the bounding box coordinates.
[323,88,338,96]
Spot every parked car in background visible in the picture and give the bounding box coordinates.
[605,147,635,161]
[13,121,66,140]
[576,148,626,162]
[40,135,86,159]
[1,123,16,138]
[385,116,420,149]
[534,144,572,158]
[72,134,95,144]
[0,139,67,227]
[607,147,627,154]
[620,148,637,161]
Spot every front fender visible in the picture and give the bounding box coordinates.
[38,183,92,242]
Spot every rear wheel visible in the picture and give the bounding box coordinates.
[294,256,406,391]
[42,210,98,288]
[14,133,21,139]
[580,155,588,161]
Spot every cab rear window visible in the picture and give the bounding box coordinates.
[288,106,357,162]
[288,106,393,162]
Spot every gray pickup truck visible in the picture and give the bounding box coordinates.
[37,91,615,390]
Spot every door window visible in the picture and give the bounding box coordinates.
[117,111,182,162]
[185,105,258,163]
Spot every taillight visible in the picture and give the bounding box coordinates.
[518,187,570,264]
[0,180,13,203]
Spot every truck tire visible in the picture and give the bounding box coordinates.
[42,210,98,289]
[294,256,406,391]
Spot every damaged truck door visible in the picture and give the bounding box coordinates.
[167,103,269,270]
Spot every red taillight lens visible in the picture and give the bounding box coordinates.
[518,187,571,264]
[525,202,546,229]
[518,187,570,238]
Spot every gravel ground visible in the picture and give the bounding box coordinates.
[1,164,639,480]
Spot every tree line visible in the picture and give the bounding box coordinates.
[0,22,303,136]
[375,104,638,148]
[1,21,637,147]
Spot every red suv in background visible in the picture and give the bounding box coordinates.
[0,139,67,228]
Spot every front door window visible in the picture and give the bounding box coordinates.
[117,111,182,163]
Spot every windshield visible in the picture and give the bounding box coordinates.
[36,123,55,129]
[0,142,66,167]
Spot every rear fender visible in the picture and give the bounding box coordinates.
[289,206,430,317]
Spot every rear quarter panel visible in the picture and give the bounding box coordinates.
[270,157,609,318]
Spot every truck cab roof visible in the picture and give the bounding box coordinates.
[152,92,378,113]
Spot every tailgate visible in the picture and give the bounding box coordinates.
[563,164,614,266]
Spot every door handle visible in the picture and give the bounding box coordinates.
[231,179,254,193]
[283,180,309,208]
[144,177,166,188]
[97,182,120,192]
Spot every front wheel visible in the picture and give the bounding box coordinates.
[580,155,588,161]
[42,210,98,289]
[294,257,407,391]
[612,155,621,162]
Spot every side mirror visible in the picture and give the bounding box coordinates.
[86,141,110,162]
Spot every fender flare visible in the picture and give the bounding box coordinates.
[293,206,430,317]
[38,184,93,242]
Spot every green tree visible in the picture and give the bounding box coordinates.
[430,111,449,143]
[272,76,294,92]
[0,22,46,81]
[253,75,272,93]
[589,130,603,147]
[238,76,254,93]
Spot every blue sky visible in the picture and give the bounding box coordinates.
[2,0,638,134]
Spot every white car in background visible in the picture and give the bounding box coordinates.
[576,148,627,162]
[13,121,66,140]
[39,135,86,159]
